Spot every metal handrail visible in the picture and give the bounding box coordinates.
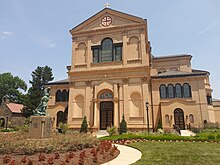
[173,124,181,134]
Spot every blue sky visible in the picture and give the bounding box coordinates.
[0,0,220,98]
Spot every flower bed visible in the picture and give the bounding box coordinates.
[0,132,119,164]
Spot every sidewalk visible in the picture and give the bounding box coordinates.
[102,144,142,165]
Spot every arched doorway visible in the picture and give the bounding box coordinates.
[56,106,68,127]
[0,118,5,128]
[174,108,185,130]
[99,91,114,130]
[100,101,114,130]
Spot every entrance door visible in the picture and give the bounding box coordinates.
[100,101,114,130]
[174,108,185,130]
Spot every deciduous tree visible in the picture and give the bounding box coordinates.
[0,72,27,104]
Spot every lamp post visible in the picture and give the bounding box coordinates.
[146,102,150,133]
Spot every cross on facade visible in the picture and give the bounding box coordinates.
[101,16,112,26]
[104,2,111,8]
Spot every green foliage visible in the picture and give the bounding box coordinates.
[23,66,54,117]
[119,114,127,134]
[157,117,162,129]
[0,72,27,104]
[107,125,118,136]
[80,116,88,133]
[58,122,69,134]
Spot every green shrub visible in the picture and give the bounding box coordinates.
[58,122,69,134]
[107,125,118,136]
[119,114,127,134]
[80,116,88,133]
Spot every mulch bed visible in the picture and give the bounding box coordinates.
[0,144,120,165]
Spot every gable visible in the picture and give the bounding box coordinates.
[70,8,146,33]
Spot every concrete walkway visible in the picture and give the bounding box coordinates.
[102,144,142,165]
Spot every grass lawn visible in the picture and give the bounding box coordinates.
[128,141,220,165]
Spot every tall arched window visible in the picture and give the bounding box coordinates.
[101,38,113,62]
[56,90,62,102]
[62,90,68,102]
[167,84,175,98]
[189,114,194,123]
[175,83,182,98]
[159,84,167,98]
[92,38,122,63]
[183,83,191,98]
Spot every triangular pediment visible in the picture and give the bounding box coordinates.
[70,8,146,33]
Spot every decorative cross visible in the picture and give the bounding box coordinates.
[104,2,111,8]
[101,16,112,26]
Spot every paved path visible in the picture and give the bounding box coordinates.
[102,144,142,165]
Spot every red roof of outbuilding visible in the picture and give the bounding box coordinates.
[6,103,23,113]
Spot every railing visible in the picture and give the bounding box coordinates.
[173,124,181,135]
[187,123,200,133]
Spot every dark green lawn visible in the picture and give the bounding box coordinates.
[128,141,220,165]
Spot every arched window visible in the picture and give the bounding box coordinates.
[56,90,62,102]
[92,38,122,63]
[159,84,167,98]
[175,83,182,98]
[165,114,169,123]
[101,38,113,62]
[183,83,191,98]
[167,84,175,98]
[62,90,68,102]
[100,91,113,99]
[189,114,194,123]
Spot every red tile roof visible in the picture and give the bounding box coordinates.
[6,103,23,113]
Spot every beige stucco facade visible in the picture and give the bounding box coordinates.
[47,8,220,132]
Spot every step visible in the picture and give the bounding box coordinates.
[96,130,109,138]
[180,130,196,136]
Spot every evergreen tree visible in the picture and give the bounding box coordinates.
[80,116,88,133]
[23,66,54,116]
[0,72,27,104]
[119,114,127,134]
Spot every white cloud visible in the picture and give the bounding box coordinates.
[198,21,219,36]
[0,31,13,39]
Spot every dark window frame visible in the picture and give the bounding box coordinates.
[159,84,167,99]
[167,84,175,98]
[183,83,192,98]
[92,38,123,63]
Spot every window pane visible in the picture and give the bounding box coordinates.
[175,84,182,98]
[101,39,113,62]
[115,46,122,61]
[160,85,167,98]
[183,83,191,98]
[93,49,99,63]
[168,84,174,98]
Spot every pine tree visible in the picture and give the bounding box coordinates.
[119,114,127,134]
[80,116,88,133]
[23,66,54,117]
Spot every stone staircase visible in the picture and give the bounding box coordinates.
[180,130,196,136]
[96,130,109,138]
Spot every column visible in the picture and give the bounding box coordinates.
[141,77,150,126]
[114,84,119,127]
[118,84,123,122]
[71,37,77,70]
[122,31,127,66]
[140,30,147,65]
[87,36,92,69]
[93,85,98,128]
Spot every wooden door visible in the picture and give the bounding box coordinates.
[174,108,185,130]
[100,101,114,130]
